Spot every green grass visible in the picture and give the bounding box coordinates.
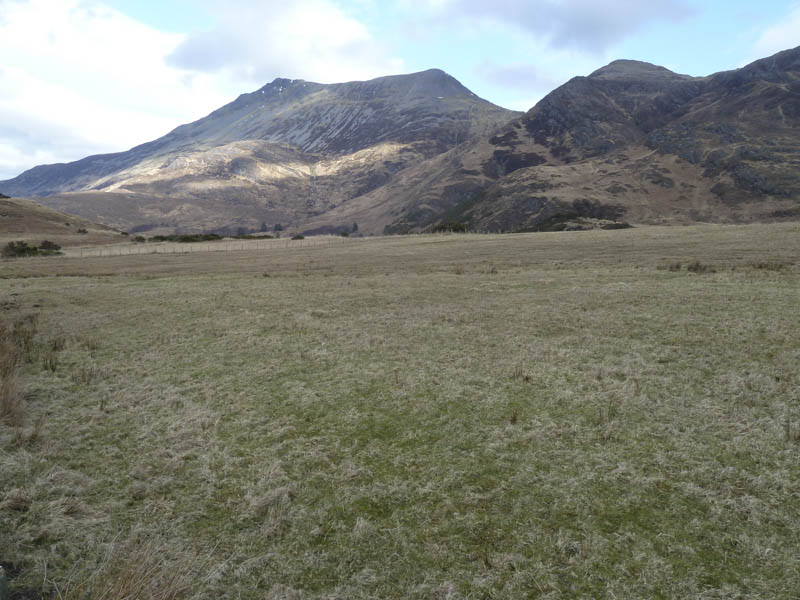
[1,224,799,598]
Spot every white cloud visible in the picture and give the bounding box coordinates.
[0,0,405,181]
[167,0,405,84]
[0,0,235,180]
[751,5,800,60]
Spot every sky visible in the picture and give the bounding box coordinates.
[1,0,799,180]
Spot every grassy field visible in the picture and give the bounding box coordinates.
[1,223,799,598]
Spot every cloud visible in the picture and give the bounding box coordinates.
[412,0,693,54]
[751,5,800,60]
[167,0,404,85]
[473,61,564,111]
[475,61,560,94]
[0,0,236,180]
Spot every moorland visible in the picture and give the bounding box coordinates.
[1,223,799,598]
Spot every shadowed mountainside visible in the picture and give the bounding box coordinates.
[370,47,800,233]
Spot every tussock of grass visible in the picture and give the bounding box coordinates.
[0,324,22,427]
[50,534,200,600]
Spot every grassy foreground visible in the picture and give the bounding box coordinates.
[1,224,799,598]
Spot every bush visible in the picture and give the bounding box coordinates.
[686,260,716,274]
[2,240,61,258]
[748,261,790,271]
[292,234,305,240]
[2,241,37,258]
[77,228,88,234]
[430,221,468,233]
[38,240,62,254]
[148,234,223,243]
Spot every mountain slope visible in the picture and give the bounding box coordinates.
[373,47,800,233]
[0,196,126,247]
[0,70,518,233]
[3,49,799,235]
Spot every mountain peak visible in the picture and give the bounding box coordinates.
[331,68,474,101]
[589,60,692,82]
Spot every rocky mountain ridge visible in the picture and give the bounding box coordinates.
[369,47,800,233]
[2,47,799,234]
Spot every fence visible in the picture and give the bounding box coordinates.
[64,236,365,258]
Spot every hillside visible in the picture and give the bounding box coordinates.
[2,48,799,235]
[372,47,800,232]
[0,196,127,247]
[0,70,518,234]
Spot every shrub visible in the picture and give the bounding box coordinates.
[292,234,305,240]
[749,261,791,271]
[2,241,37,258]
[38,240,62,255]
[2,240,62,257]
[430,221,468,233]
[77,228,88,234]
[686,260,716,274]
[600,222,633,230]
[149,234,223,243]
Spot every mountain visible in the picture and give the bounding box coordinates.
[3,48,799,235]
[0,70,518,234]
[371,47,800,233]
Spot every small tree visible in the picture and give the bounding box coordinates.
[38,240,62,254]
[2,241,35,257]
[260,221,268,232]
[352,222,358,233]
[2,240,61,257]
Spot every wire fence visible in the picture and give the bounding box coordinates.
[64,236,366,258]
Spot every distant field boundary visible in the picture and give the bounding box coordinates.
[63,235,367,258]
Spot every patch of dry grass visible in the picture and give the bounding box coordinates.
[50,534,201,600]
[0,223,799,598]
[0,322,22,427]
